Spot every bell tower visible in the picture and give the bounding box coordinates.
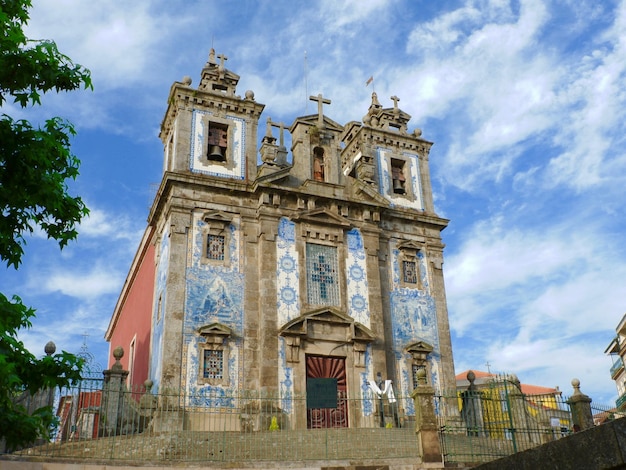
[159,49,265,182]
[340,92,456,401]
[289,93,344,185]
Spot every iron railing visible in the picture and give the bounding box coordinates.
[437,380,574,465]
[7,383,420,462]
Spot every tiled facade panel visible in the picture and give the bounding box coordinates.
[182,212,243,404]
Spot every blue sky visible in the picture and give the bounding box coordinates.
[3,0,626,404]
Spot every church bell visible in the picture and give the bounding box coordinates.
[393,178,405,194]
[208,145,225,161]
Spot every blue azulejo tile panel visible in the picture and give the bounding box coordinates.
[189,110,246,180]
[277,218,300,325]
[360,344,374,416]
[182,212,244,392]
[150,226,170,392]
[346,228,370,327]
[278,337,294,414]
[277,219,299,409]
[389,289,442,395]
[183,334,242,406]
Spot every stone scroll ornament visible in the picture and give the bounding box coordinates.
[367,379,397,404]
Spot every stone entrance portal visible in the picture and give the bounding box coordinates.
[306,355,348,428]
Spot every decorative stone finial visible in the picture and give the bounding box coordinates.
[113,346,124,361]
[571,378,581,396]
[110,346,124,371]
[416,367,427,385]
[144,379,154,392]
[466,370,475,383]
[244,90,255,101]
[44,341,56,356]
[182,76,192,86]
[371,92,381,107]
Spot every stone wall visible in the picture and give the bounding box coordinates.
[475,417,626,470]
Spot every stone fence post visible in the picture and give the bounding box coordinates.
[567,378,594,432]
[461,370,484,436]
[411,368,443,463]
[100,346,129,436]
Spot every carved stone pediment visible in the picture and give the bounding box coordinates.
[292,208,351,229]
[255,166,292,185]
[405,340,433,362]
[289,115,344,134]
[202,210,232,225]
[279,308,375,366]
[349,178,390,206]
[354,322,375,343]
[397,240,425,251]
[198,323,233,345]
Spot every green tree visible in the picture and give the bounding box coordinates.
[0,0,92,450]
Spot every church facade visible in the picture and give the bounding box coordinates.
[106,50,457,426]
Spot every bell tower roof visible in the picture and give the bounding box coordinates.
[198,48,241,96]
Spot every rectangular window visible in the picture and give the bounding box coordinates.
[403,260,418,284]
[306,244,340,306]
[203,349,224,379]
[207,234,225,260]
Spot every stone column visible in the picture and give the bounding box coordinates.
[567,378,594,432]
[101,346,129,436]
[411,368,443,463]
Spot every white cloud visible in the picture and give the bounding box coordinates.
[28,1,190,90]
[78,207,143,243]
[41,266,122,299]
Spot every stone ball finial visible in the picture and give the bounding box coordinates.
[113,346,124,361]
[182,76,192,86]
[245,90,255,101]
[144,379,154,392]
[416,367,427,385]
[44,341,56,356]
[466,370,475,383]
[414,128,423,138]
[571,378,582,395]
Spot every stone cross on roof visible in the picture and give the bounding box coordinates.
[309,93,331,129]
[390,95,400,113]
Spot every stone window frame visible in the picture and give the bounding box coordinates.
[406,341,433,389]
[386,154,415,201]
[202,114,235,170]
[294,209,351,313]
[397,242,424,289]
[200,211,232,267]
[197,323,232,386]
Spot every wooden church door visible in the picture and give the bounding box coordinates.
[306,355,348,428]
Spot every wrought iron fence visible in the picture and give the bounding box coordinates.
[437,379,575,465]
[7,382,420,463]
